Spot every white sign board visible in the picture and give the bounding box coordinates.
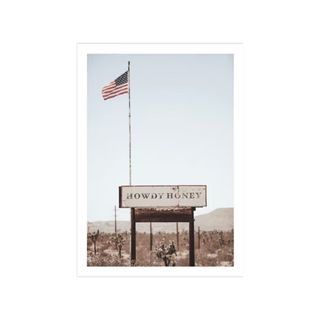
[119,185,207,208]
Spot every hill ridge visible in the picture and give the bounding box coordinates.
[88,208,233,233]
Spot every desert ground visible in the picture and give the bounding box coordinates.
[87,208,234,267]
[87,228,233,267]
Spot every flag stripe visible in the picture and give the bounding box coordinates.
[102,82,116,91]
[102,90,128,99]
[102,86,116,93]
[102,89,128,99]
[103,83,128,94]
[102,71,128,101]
[103,90,128,100]
[102,85,128,95]
[102,83,127,94]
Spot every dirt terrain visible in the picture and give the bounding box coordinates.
[87,230,233,267]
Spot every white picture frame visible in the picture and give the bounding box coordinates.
[77,43,244,277]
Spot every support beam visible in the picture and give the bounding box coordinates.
[189,208,195,266]
[176,222,180,251]
[130,208,136,265]
[149,222,153,251]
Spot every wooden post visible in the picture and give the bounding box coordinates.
[189,208,195,266]
[176,222,180,251]
[130,208,136,265]
[92,230,99,255]
[114,205,117,236]
[93,240,97,255]
[149,222,153,251]
[198,226,201,250]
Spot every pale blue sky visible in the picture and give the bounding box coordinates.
[87,54,233,221]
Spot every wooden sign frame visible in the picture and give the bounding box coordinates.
[130,207,195,266]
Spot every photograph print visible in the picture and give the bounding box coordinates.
[78,44,240,274]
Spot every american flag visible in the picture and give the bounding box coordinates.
[102,71,128,100]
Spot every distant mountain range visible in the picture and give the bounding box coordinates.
[88,208,233,233]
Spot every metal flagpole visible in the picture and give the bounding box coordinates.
[128,61,132,186]
[128,61,134,265]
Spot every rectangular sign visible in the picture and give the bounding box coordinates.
[119,185,207,208]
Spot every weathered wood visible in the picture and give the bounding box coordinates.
[135,214,193,222]
[149,222,153,251]
[135,207,193,222]
[176,222,180,251]
[130,208,136,265]
[119,185,207,208]
[114,205,117,236]
[189,208,195,266]
[135,207,193,214]
[130,206,196,266]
